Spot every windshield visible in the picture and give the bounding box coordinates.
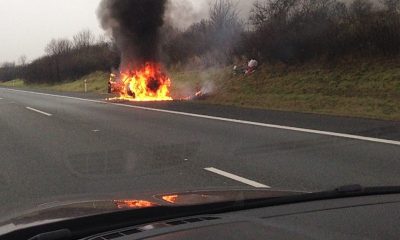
[0,0,399,227]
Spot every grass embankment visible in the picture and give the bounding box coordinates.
[1,59,399,120]
[171,59,400,121]
[0,71,109,94]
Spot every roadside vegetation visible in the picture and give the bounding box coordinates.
[1,0,400,120]
[0,72,109,94]
[171,58,400,120]
[2,59,398,120]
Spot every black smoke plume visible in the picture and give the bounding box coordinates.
[97,0,167,70]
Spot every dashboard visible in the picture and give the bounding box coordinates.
[82,193,400,240]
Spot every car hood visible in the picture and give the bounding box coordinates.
[0,188,301,234]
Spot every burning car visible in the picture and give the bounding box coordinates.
[108,63,172,102]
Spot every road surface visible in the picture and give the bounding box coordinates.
[1,87,400,220]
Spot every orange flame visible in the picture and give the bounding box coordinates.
[162,195,179,203]
[114,200,157,209]
[110,63,172,102]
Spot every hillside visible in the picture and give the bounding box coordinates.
[2,59,400,121]
[171,59,400,120]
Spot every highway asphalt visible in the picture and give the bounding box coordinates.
[0,87,399,220]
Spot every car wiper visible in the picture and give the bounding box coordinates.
[9,185,400,240]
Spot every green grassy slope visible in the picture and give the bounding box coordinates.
[1,59,399,120]
[0,71,109,94]
[171,59,400,120]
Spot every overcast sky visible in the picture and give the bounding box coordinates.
[0,0,103,63]
[0,0,252,64]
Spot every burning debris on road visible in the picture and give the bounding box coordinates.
[183,80,215,101]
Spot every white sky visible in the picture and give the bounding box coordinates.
[0,0,103,63]
[0,0,253,64]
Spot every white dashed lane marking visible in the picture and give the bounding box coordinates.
[26,107,52,117]
[3,88,400,146]
[205,167,270,188]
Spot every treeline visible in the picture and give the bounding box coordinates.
[240,0,400,63]
[2,0,400,83]
[0,30,119,84]
[0,62,20,82]
[163,0,400,66]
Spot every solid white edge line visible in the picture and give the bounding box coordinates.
[3,88,103,104]
[111,103,400,146]
[26,107,52,116]
[205,167,270,188]
[0,98,3,100]
[3,88,400,146]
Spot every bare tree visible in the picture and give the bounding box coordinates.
[381,0,400,13]
[249,1,270,27]
[210,0,241,29]
[97,34,106,45]
[73,29,95,49]
[45,38,72,56]
[45,39,57,55]
[350,0,373,19]
[250,0,299,27]
[44,38,72,82]
[18,55,27,66]
[209,0,244,64]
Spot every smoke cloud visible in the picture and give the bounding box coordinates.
[97,0,167,69]
[97,0,256,70]
[166,0,256,29]
[165,0,208,29]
